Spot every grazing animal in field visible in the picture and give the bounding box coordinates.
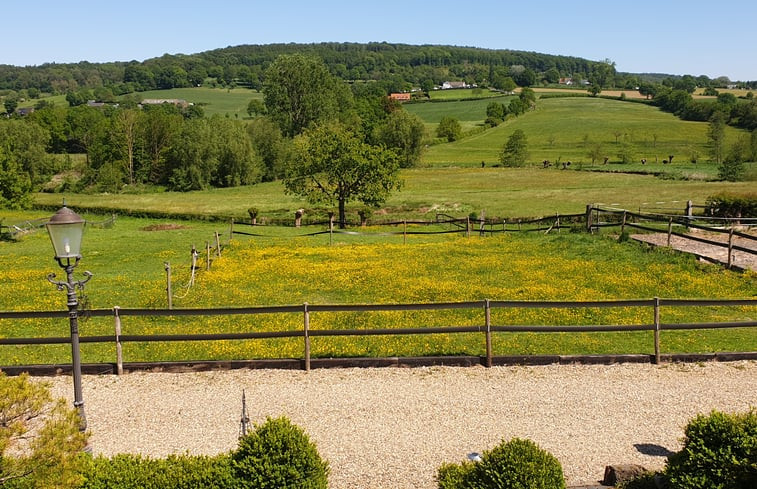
[668,155,674,163]
[603,156,609,165]
[542,160,551,168]
[562,161,571,169]
[641,158,647,165]
[663,159,668,164]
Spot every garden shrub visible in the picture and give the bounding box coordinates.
[436,438,565,489]
[665,409,757,489]
[80,453,234,489]
[705,192,757,218]
[231,416,329,489]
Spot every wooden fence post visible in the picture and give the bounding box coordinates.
[556,213,560,234]
[206,241,211,271]
[621,211,627,235]
[654,297,661,365]
[114,306,123,375]
[190,246,198,287]
[727,227,734,269]
[466,217,470,238]
[328,213,334,246]
[403,220,407,244]
[667,217,673,247]
[215,232,221,257]
[303,303,311,372]
[585,204,594,233]
[485,299,492,368]
[229,218,234,242]
[164,262,172,310]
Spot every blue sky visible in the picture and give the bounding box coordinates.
[5,1,756,81]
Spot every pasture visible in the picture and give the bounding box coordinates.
[134,87,262,117]
[419,97,746,169]
[0,212,755,366]
[32,167,756,221]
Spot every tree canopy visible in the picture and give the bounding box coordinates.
[284,121,401,228]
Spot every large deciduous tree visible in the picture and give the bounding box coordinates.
[284,121,401,228]
[373,109,425,168]
[263,54,345,137]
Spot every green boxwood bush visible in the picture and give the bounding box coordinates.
[80,453,234,489]
[231,416,329,489]
[665,409,757,489]
[437,438,565,489]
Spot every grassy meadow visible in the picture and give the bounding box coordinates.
[418,97,746,168]
[136,87,262,118]
[0,212,754,365]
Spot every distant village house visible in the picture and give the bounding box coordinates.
[389,92,412,102]
[441,81,468,90]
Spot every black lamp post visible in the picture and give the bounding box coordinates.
[45,206,91,433]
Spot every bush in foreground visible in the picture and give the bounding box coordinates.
[437,437,565,489]
[665,409,757,489]
[231,416,329,489]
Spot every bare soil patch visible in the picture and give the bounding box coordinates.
[140,223,190,231]
[632,230,757,271]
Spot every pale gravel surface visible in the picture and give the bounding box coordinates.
[45,362,757,488]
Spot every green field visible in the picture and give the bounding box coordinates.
[0,212,754,365]
[135,87,262,117]
[405,95,514,131]
[419,97,746,168]
[33,166,756,221]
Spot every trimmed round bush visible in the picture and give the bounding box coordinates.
[231,416,329,489]
[665,409,757,489]
[437,437,565,489]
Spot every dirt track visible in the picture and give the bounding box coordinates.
[632,231,757,272]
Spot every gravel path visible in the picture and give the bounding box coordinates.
[632,231,757,271]
[45,362,757,488]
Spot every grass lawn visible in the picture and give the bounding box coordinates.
[405,95,514,132]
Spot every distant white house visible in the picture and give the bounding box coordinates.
[441,81,468,90]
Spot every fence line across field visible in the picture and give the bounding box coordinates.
[1,298,755,374]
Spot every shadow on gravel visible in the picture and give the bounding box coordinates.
[634,443,675,457]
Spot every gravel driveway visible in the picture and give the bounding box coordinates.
[45,362,756,488]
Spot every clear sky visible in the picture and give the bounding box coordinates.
[4,0,756,81]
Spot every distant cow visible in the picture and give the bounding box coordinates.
[668,155,674,163]
[542,160,551,168]
[641,158,647,165]
[603,156,609,165]
[562,161,571,169]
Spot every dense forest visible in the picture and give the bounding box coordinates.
[2,42,754,97]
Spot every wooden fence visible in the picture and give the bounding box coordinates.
[1,298,755,374]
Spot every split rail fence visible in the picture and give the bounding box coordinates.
[1,298,755,374]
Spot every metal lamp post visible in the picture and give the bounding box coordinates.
[45,206,92,433]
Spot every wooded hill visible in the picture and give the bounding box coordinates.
[0,42,644,94]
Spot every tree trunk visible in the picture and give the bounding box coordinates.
[338,198,346,229]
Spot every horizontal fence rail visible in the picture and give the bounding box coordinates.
[1,298,755,373]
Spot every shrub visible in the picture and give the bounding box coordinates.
[705,192,757,218]
[231,416,329,489]
[665,409,757,489]
[436,438,565,489]
[80,453,234,489]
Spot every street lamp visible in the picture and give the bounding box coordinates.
[45,205,92,433]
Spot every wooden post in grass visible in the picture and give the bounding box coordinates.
[466,217,470,238]
[164,262,172,310]
[328,213,334,246]
[556,213,560,233]
[585,204,594,233]
[114,306,123,375]
[667,217,673,247]
[229,218,234,242]
[215,232,221,257]
[621,211,627,235]
[206,241,211,271]
[653,297,661,364]
[303,303,311,372]
[485,299,492,368]
[727,227,734,269]
[403,220,407,244]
